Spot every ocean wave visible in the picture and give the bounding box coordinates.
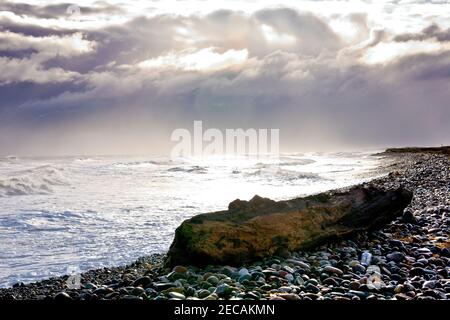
[0,155,20,163]
[0,210,86,232]
[113,159,175,168]
[245,166,323,182]
[0,165,68,197]
[167,166,207,174]
[277,159,317,166]
[74,158,96,163]
[254,157,316,168]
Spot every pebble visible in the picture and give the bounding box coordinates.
[349,281,361,290]
[197,289,210,299]
[323,277,339,286]
[387,252,405,262]
[154,282,177,291]
[394,284,405,294]
[286,259,310,269]
[93,287,114,295]
[322,266,344,276]
[215,284,233,297]
[54,292,72,301]
[352,264,366,274]
[173,266,188,274]
[402,209,416,223]
[133,276,151,288]
[168,292,186,300]
[422,281,436,289]
[305,284,320,294]
[131,287,145,296]
[285,274,294,282]
[238,274,252,283]
[349,260,360,267]
[204,293,218,300]
[238,268,249,276]
[278,293,301,300]
[83,283,97,290]
[206,275,220,285]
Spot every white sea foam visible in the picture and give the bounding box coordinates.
[0,165,68,197]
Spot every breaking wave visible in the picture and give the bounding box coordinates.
[277,156,316,166]
[245,165,324,182]
[113,159,175,168]
[0,165,68,197]
[167,165,207,174]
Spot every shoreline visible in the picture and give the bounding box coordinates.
[1,149,448,300]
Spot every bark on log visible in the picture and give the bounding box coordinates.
[165,185,413,267]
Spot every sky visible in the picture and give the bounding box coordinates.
[0,0,449,156]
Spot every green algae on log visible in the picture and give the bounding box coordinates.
[165,185,413,267]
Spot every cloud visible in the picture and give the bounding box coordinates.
[0,56,81,84]
[0,31,95,56]
[0,30,94,84]
[0,1,124,19]
[0,1,449,155]
[137,47,249,71]
[362,39,450,64]
[394,23,450,42]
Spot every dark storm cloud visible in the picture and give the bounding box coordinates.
[34,8,344,75]
[393,51,450,81]
[0,1,124,19]
[0,15,78,37]
[0,47,36,59]
[395,24,450,42]
[0,1,449,155]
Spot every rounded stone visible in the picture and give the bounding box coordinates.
[322,277,339,286]
[394,284,405,294]
[168,291,186,300]
[173,266,188,274]
[204,293,219,300]
[349,281,361,290]
[349,260,360,267]
[133,276,152,288]
[285,274,294,282]
[131,287,146,296]
[387,252,405,262]
[402,209,416,223]
[83,283,97,290]
[215,283,233,297]
[206,275,220,285]
[323,266,344,276]
[352,264,366,274]
[197,289,211,299]
[54,292,72,301]
[238,268,250,276]
[238,274,252,283]
[422,280,436,289]
[305,283,320,294]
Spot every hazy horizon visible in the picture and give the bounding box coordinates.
[1,0,449,156]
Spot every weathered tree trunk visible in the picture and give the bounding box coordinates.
[165,185,413,267]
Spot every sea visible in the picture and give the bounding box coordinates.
[0,151,387,287]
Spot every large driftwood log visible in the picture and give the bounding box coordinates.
[165,185,412,267]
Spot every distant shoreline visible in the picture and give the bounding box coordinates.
[380,146,450,155]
